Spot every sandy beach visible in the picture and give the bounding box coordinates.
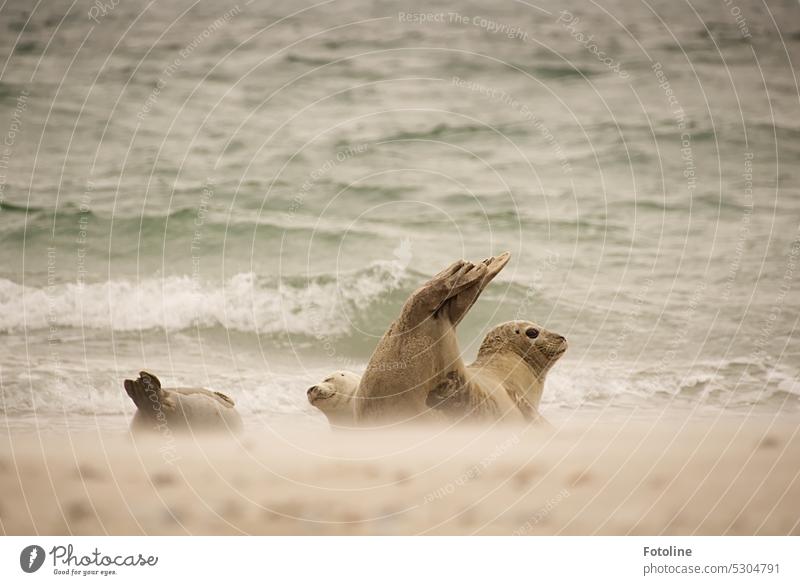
[2,415,797,535]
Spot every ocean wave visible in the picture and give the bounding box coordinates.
[0,200,43,214]
[0,261,419,335]
[0,365,325,418]
[543,357,800,411]
[363,120,533,144]
[516,64,599,79]
[6,355,796,418]
[0,202,386,245]
[285,53,338,67]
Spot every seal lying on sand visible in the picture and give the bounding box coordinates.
[124,371,243,433]
[306,370,360,428]
[306,253,567,427]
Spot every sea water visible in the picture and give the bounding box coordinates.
[0,0,798,430]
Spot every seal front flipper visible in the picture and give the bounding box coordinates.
[123,370,165,414]
[504,377,552,428]
[426,371,469,416]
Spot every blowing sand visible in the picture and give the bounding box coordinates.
[1,415,798,535]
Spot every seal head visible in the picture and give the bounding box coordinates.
[307,370,360,427]
[477,320,568,377]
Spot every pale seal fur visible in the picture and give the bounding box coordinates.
[427,320,566,425]
[353,252,567,426]
[306,370,360,428]
[124,371,243,433]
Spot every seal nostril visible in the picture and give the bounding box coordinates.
[307,386,317,397]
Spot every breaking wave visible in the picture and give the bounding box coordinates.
[0,261,421,336]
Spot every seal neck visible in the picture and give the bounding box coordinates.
[473,348,548,409]
[323,407,357,428]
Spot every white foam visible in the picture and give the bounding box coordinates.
[542,357,800,411]
[0,261,410,335]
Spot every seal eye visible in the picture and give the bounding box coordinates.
[525,327,539,339]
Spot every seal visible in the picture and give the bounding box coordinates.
[426,319,566,425]
[123,371,243,433]
[306,370,360,428]
[353,252,567,426]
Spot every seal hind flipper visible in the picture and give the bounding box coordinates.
[404,259,496,325]
[124,371,165,412]
[445,252,510,326]
[431,262,488,316]
[139,370,162,389]
[213,391,235,407]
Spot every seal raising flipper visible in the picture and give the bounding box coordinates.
[123,371,243,434]
[353,253,567,426]
[403,253,510,327]
[355,253,514,425]
[444,252,510,326]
